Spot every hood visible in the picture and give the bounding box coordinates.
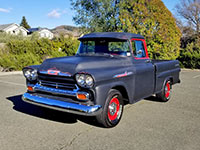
[39,55,131,76]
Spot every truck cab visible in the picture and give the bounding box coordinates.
[22,32,181,128]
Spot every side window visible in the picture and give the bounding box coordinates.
[131,40,146,58]
[80,41,95,53]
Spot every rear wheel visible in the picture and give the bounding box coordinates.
[156,80,172,102]
[96,89,124,128]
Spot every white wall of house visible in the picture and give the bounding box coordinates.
[14,27,28,36]
[3,24,28,36]
[4,24,18,34]
[39,29,53,39]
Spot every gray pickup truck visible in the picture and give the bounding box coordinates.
[22,32,181,127]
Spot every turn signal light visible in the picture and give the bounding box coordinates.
[77,93,87,100]
[27,86,33,91]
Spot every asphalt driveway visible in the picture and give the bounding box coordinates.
[0,70,199,150]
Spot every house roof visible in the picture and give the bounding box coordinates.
[28,28,39,32]
[18,26,29,32]
[28,28,51,33]
[78,32,144,40]
[0,23,29,32]
[0,23,14,30]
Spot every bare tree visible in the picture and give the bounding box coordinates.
[176,0,200,35]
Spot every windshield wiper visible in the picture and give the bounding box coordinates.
[77,52,114,57]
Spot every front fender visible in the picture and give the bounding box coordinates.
[94,77,133,108]
[23,65,40,71]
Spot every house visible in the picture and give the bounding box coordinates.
[0,23,28,36]
[28,28,54,39]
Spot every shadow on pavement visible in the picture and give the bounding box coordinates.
[144,96,166,102]
[6,95,101,127]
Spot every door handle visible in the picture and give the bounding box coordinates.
[145,59,151,63]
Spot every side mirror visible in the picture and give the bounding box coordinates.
[137,50,143,55]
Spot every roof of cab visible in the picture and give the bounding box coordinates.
[78,32,144,40]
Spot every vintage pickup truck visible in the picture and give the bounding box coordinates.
[22,32,181,127]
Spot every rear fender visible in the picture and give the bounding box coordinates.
[156,76,173,94]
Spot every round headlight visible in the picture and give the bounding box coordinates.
[24,69,32,80]
[85,75,94,87]
[75,74,94,88]
[31,69,38,81]
[76,74,85,86]
[23,69,38,81]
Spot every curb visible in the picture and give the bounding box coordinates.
[0,71,23,76]
[181,68,200,71]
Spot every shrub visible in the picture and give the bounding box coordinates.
[0,32,25,43]
[0,52,41,71]
[0,34,79,71]
[178,39,200,69]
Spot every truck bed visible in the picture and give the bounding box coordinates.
[152,60,181,93]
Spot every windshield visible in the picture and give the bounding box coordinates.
[77,39,131,56]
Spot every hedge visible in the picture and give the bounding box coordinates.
[0,34,79,71]
[178,39,200,69]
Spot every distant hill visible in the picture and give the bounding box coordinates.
[51,25,81,37]
[53,25,78,31]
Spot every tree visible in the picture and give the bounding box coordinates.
[71,0,181,60]
[176,19,195,38]
[175,0,200,35]
[120,0,181,59]
[20,16,31,29]
[175,0,200,69]
[71,0,121,32]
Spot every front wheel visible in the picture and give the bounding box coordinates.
[96,89,124,128]
[156,80,172,102]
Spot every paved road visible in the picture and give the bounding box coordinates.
[0,70,200,150]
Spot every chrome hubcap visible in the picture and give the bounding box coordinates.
[109,102,117,116]
[108,97,120,121]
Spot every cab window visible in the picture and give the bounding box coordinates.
[131,40,146,58]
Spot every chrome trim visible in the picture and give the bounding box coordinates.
[27,84,36,92]
[23,69,38,81]
[76,92,90,100]
[22,93,102,116]
[38,80,75,89]
[33,83,80,97]
[113,71,133,78]
[28,83,90,100]
[75,73,94,88]
[39,70,72,77]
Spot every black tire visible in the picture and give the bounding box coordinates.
[156,80,172,102]
[96,89,124,128]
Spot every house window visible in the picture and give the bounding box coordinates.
[131,40,146,58]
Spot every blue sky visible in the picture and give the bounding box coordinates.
[0,0,179,29]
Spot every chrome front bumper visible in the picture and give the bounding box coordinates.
[22,92,102,116]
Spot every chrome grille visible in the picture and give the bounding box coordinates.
[38,73,76,90]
